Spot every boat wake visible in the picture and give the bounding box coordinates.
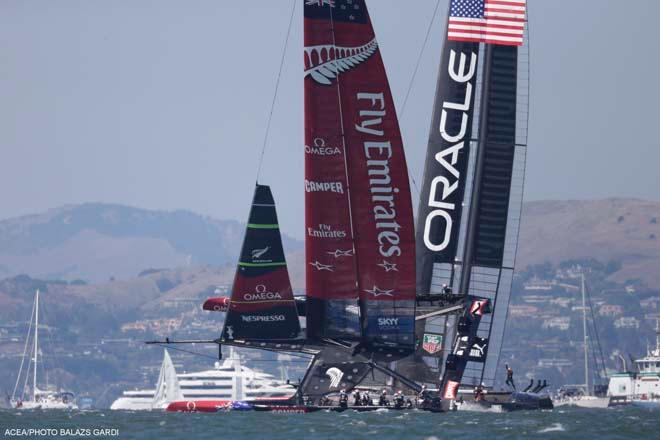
[538,423,565,433]
[456,402,503,413]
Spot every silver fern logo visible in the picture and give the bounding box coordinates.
[304,39,378,85]
[325,367,344,388]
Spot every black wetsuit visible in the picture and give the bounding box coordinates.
[505,367,516,390]
[378,395,388,406]
[394,394,404,409]
[339,392,348,408]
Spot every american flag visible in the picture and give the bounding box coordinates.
[447,0,526,46]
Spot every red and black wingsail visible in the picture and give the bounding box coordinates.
[304,0,416,352]
[221,184,301,341]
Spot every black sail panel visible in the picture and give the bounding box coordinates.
[221,185,301,341]
[472,46,518,267]
[415,39,481,294]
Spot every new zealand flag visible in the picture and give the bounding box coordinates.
[304,0,368,24]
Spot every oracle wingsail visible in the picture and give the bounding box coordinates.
[414,0,529,397]
[220,184,301,341]
[304,0,416,354]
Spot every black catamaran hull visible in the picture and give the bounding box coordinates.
[456,392,553,412]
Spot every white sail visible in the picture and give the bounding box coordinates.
[151,349,183,409]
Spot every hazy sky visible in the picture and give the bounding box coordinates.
[1,0,658,239]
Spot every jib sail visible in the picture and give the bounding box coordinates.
[414,0,529,393]
[221,184,301,341]
[304,0,416,352]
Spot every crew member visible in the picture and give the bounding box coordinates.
[442,284,452,295]
[362,391,371,406]
[353,389,362,406]
[393,390,405,409]
[339,389,348,408]
[474,384,485,402]
[378,389,389,407]
[505,364,516,390]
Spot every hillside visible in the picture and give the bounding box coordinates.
[0,198,658,288]
[0,203,301,283]
[518,198,660,288]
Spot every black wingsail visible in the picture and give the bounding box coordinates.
[414,1,529,397]
[220,184,301,341]
[412,35,482,388]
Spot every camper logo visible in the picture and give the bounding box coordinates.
[422,333,443,354]
[325,367,344,389]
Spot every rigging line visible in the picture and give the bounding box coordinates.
[12,295,36,401]
[585,279,608,379]
[399,0,441,199]
[255,0,297,183]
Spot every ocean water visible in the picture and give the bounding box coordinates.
[1,406,658,440]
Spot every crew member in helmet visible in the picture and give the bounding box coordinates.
[353,389,362,406]
[393,390,405,409]
[362,391,371,406]
[505,364,516,390]
[339,389,348,408]
[378,389,389,406]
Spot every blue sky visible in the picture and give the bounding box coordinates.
[1,0,658,238]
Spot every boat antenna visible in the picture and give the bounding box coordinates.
[255,0,297,184]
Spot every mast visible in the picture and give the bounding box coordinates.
[33,289,39,401]
[581,273,590,395]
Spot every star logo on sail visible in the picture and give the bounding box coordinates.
[327,249,353,258]
[364,285,394,297]
[309,261,334,271]
[377,260,398,272]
